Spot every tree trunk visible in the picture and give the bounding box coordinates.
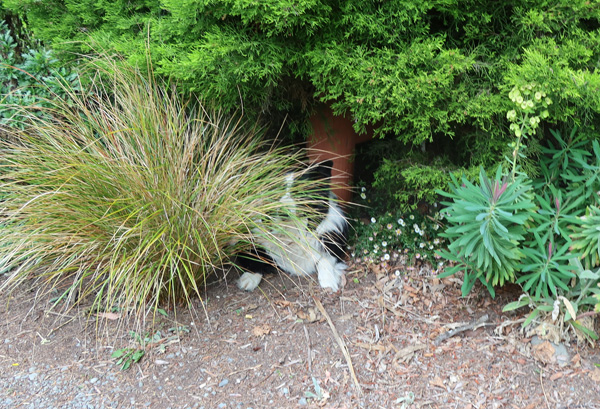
[307,105,372,203]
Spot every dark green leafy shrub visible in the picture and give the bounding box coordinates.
[372,158,455,213]
[504,259,600,342]
[439,126,600,339]
[571,206,600,270]
[354,137,478,214]
[5,1,600,162]
[515,185,582,299]
[518,232,576,299]
[0,20,79,128]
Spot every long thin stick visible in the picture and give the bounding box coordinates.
[311,293,363,397]
[540,368,551,409]
[303,325,312,373]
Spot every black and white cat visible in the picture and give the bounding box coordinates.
[237,160,348,292]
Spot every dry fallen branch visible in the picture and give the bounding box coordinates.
[311,292,363,397]
[434,314,491,346]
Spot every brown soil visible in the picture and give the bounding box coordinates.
[1,263,600,409]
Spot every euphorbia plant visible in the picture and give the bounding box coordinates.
[436,167,536,297]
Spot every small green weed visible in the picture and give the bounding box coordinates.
[111,327,188,370]
[111,348,145,371]
[395,391,415,408]
[305,376,327,401]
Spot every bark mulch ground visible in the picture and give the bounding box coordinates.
[1,262,599,408]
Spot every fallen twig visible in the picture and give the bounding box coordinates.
[494,317,526,335]
[43,310,78,338]
[540,368,551,409]
[575,310,600,321]
[227,364,262,377]
[303,325,312,373]
[378,297,439,325]
[311,292,363,397]
[394,344,427,364]
[354,342,389,353]
[434,314,491,346]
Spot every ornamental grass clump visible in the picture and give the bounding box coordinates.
[0,57,322,322]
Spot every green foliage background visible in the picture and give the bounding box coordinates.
[3,1,600,206]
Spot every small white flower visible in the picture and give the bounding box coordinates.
[433,238,440,245]
[394,270,400,276]
[395,229,402,236]
[382,241,387,247]
[371,217,377,224]
[384,253,390,261]
[419,242,425,248]
[386,223,393,230]
[369,236,374,241]
[419,230,425,236]
[360,193,367,200]
[409,215,415,220]
[429,245,434,250]
[361,186,366,192]
[398,218,405,226]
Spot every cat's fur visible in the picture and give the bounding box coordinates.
[236,160,348,291]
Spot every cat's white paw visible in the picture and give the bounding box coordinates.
[317,256,345,291]
[237,272,263,291]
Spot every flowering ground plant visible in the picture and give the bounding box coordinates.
[350,191,446,270]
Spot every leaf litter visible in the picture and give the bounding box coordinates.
[1,261,599,408]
